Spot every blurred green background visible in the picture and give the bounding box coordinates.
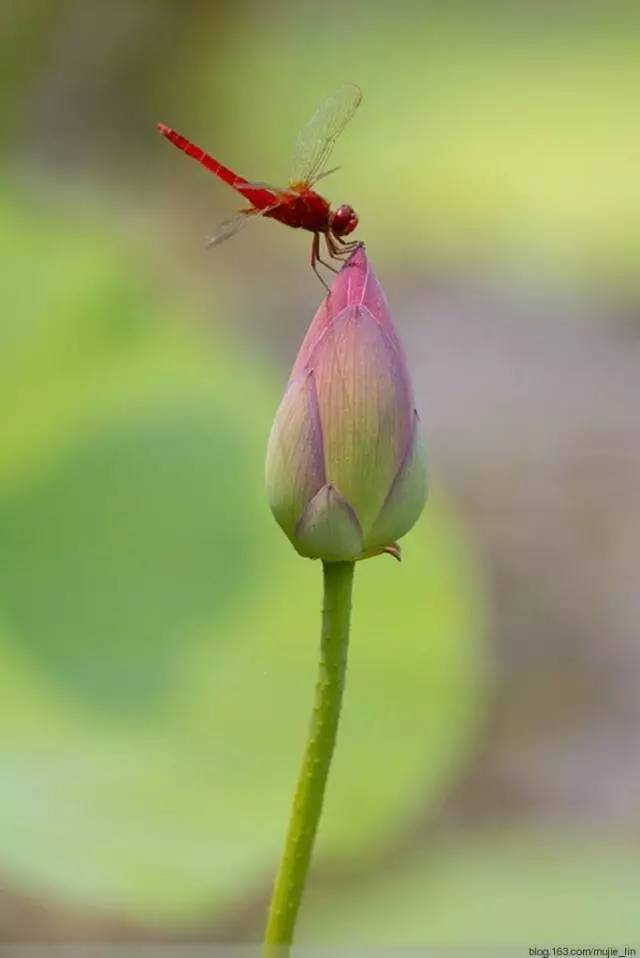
[1,0,639,948]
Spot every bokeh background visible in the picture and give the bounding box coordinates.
[1,0,639,949]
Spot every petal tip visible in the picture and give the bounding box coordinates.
[294,483,363,562]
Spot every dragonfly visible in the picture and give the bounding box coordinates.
[157,84,363,286]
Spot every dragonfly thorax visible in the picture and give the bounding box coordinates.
[330,204,359,237]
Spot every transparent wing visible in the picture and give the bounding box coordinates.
[206,203,279,248]
[288,83,362,188]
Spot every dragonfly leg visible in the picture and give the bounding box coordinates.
[325,231,357,261]
[311,233,331,291]
[315,240,340,274]
[333,235,362,251]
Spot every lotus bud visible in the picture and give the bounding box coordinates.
[266,246,427,562]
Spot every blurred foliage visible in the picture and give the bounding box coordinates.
[0,187,486,922]
[300,829,640,944]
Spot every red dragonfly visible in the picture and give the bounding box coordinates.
[157,84,362,284]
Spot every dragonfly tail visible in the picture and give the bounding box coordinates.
[157,122,279,209]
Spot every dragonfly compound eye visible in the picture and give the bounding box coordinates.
[331,204,359,236]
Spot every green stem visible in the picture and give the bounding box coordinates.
[263,560,355,957]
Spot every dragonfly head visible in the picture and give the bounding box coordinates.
[330,204,359,237]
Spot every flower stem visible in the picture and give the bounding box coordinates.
[263,560,355,957]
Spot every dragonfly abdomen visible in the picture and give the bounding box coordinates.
[157,123,249,190]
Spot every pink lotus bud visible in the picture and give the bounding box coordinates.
[266,246,426,562]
